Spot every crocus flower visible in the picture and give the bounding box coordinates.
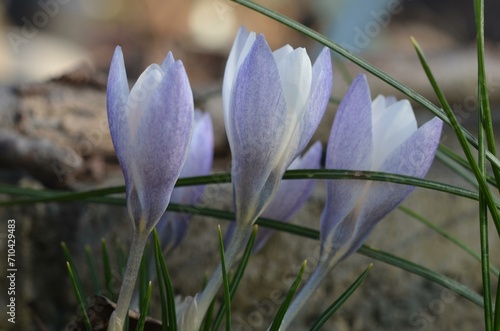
[189,27,333,330]
[319,74,442,266]
[224,141,322,253]
[156,110,214,255]
[223,26,333,229]
[280,74,442,329]
[106,46,194,331]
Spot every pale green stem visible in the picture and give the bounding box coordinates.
[279,263,330,330]
[191,223,252,329]
[108,230,149,331]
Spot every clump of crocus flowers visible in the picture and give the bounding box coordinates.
[105,27,442,331]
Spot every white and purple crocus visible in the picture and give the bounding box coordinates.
[106,47,194,331]
[280,74,443,328]
[182,27,333,330]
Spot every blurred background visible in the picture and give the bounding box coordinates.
[1,0,500,86]
[1,0,500,330]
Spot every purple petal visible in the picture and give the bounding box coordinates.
[223,26,255,144]
[131,60,194,230]
[229,34,290,225]
[296,47,332,157]
[106,46,131,185]
[157,111,214,252]
[160,52,175,71]
[321,74,373,238]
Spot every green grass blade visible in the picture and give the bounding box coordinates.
[201,298,216,331]
[309,264,373,331]
[436,150,483,189]
[139,246,149,315]
[115,239,128,276]
[358,245,483,306]
[212,225,258,331]
[269,261,307,331]
[475,0,498,328]
[438,145,497,187]
[217,225,231,331]
[136,281,152,331]
[399,206,499,277]
[152,229,177,331]
[228,0,500,171]
[0,170,489,207]
[84,245,101,294]
[494,274,500,329]
[61,242,87,309]
[101,239,115,301]
[66,262,92,331]
[474,0,500,191]
[411,37,500,238]
[153,229,169,331]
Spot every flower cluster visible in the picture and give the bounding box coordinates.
[106,26,442,331]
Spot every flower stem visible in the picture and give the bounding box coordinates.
[108,230,149,331]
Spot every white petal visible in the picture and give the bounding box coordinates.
[371,99,417,168]
[275,47,312,117]
[125,64,163,138]
[272,44,294,62]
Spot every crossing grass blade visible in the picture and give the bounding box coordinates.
[269,261,307,331]
[66,261,93,331]
[212,225,258,331]
[152,229,177,331]
[309,264,373,331]
[135,281,152,331]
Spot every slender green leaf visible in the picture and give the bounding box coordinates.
[411,37,500,238]
[217,225,231,331]
[0,170,488,208]
[136,281,152,331]
[115,239,127,276]
[400,206,499,277]
[438,145,497,187]
[269,261,307,331]
[436,150,482,189]
[309,264,373,331]
[201,298,216,331]
[358,245,483,306]
[474,0,500,191]
[494,275,500,330]
[153,229,169,331]
[84,245,101,294]
[152,229,177,331]
[212,225,258,331]
[66,262,92,331]
[101,239,114,301]
[474,1,494,323]
[61,242,87,309]
[139,245,149,315]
